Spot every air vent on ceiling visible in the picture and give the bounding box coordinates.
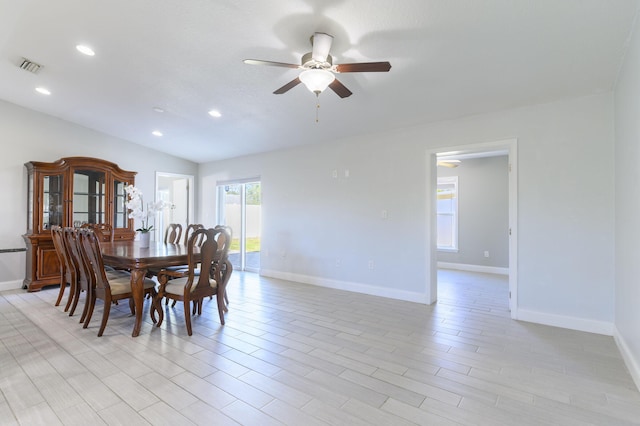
[19,57,42,74]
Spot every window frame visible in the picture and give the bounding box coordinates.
[436,176,459,252]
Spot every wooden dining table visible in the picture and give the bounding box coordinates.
[100,239,199,337]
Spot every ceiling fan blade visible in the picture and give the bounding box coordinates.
[328,78,352,98]
[243,59,301,69]
[312,32,333,62]
[335,61,392,73]
[273,77,301,94]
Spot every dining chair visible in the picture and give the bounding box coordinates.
[156,227,228,335]
[183,223,205,245]
[213,225,233,308]
[158,223,205,304]
[164,223,183,244]
[63,227,93,322]
[77,228,157,336]
[81,222,114,242]
[165,225,232,309]
[51,225,76,311]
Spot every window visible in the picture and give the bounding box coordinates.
[437,176,458,251]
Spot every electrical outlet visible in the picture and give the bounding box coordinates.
[484,251,490,258]
[336,258,341,267]
[332,169,338,178]
[381,209,388,220]
[368,260,375,270]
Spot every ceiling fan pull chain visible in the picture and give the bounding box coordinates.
[315,93,320,123]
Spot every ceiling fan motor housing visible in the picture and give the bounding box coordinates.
[301,52,332,69]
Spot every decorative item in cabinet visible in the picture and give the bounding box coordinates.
[23,157,137,292]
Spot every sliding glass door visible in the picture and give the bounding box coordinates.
[217,180,261,272]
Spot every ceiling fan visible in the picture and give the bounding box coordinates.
[243,32,391,98]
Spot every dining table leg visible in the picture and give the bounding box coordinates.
[130,268,147,337]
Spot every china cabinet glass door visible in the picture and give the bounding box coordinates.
[113,179,129,229]
[42,173,64,232]
[72,169,106,227]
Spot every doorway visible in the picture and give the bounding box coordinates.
[428,139,518,317]
[155,172,194,243]
[217,180,261,272]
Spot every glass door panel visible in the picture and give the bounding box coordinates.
[42,174,64,231]
[113,179,129,229]
[217,181,261,272]
[72,169,106,227]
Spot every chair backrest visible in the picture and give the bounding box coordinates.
[213,225,232,262]
[63,227,92,292]
[51,225,74,285]
[81,223,114,242]
[185,228,219,293]
[77,228,110,292]
[164,223,183,244]
[184,223,205,246]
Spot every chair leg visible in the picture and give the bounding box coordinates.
[128,298,135,315]
[83,291,96,329]
[184,299,193,336]
[69,284,82,316]
[216,293,226,325]
[79,287,91,324]
[64,279,76,312]
[98,297,111,337]
[55,281,66,307]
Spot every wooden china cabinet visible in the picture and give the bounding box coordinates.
[23,157,137,292]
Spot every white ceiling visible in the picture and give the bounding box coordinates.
[0,0,637,164]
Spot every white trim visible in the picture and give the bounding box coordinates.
[260,269,429,304]
[0,280,24,292]
[438,262,508,276]
[614,326,640,392]
[517,308,614,336]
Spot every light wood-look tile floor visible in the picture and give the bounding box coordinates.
[1,270,639,425]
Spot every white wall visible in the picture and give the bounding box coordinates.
[614,14,640,389]
[0,100,198,291]
[200,92,616,331]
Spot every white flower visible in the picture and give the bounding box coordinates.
[124,185,166,232]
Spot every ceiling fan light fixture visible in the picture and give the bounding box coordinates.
[299,69,335,94]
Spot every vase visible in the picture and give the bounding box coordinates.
[139,231,151,248]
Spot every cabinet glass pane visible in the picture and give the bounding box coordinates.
[43,174,64,231]
[72,169,106,227]
[113,179,129,229]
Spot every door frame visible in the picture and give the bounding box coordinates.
[426,138,518,318]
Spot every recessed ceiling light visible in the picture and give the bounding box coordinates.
[152,107,165,113]
[76,45,95,56]
[208,109,222,118]
[35,87,51,95]
[152,130,163,137]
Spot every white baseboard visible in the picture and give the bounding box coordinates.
[259,269,429,304]
[614,326,640,392]
[438,262,508,275]
[517,308,614,336]
[0,280,24,293]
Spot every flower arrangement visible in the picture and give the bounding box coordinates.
[124,185,166,233]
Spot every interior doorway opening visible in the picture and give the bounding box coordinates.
[429,139,518,317]
[155,172,194,243]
